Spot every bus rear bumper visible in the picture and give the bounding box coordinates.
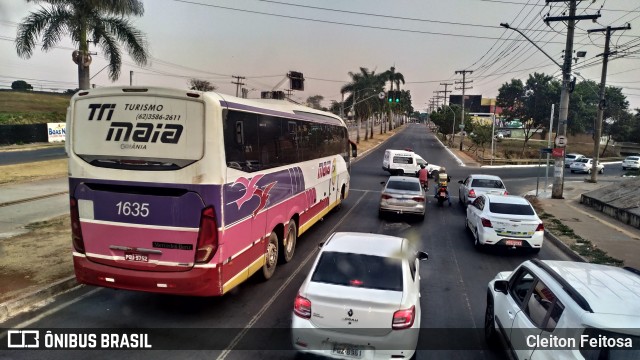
[73,254,222,296]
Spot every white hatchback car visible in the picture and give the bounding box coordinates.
[458,174,508,206]
[486,259,640,360]
[291,232,428,360]
[465,194,544,252]
[564,153,585,168]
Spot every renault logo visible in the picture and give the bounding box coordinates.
[347,309,353,317]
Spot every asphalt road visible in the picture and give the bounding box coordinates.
[0,146,67,165]
[1,124,611,359]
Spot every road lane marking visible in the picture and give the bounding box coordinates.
[216,191,369,360]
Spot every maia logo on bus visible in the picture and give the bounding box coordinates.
[317,160,332,179]
[86,104,183,144]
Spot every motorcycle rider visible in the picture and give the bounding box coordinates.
[434,167,452,206]
[418,164,429,191]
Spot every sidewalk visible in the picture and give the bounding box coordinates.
[527,179,640,269]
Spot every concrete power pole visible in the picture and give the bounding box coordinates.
[440,82,453,107]
[231,75,245,97]
[587,23,631,182]
[455,70,473,151]
[545,0,599,198]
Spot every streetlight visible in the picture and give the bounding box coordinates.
[500,22,570,199]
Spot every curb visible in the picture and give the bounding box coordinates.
[0,276,79,323]
[432,133,465,167]
[543,230,586,263]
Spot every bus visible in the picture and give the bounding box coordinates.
[67,86,356,296]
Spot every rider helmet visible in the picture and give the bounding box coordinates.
[420,164,426,169]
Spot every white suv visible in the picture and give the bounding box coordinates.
[486,259,640,359]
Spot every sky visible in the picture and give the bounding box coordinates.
[1,0,640,113]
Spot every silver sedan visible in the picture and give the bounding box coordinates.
[378,176,426,220]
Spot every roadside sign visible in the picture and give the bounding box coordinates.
[540,147,552,154]
[555,135,568,147]
[459,124,464,129]
[552,148,565,158]
[378,92,386,100]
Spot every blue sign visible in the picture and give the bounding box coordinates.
[540,148,553,154]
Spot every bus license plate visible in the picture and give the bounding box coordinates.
[332,344,362,358]
[125,252,148,262]
[505,240,523,247]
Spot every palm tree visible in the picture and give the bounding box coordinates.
[15,0,150,90]
[341,67,385,143]
[383,66,405,131]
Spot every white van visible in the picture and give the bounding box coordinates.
[382,149,440,177]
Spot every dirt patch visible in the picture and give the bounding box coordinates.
[0,158,67,185]
[0,215,72,303]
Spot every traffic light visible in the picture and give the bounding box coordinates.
[387,90,394,103]
[395,92,400,103]
[289,71,304,91]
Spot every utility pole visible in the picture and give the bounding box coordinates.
[231,75,245,97]
[440,82,453,107]
[545,0,600,198]
[455,70,473,151]
[129,71,133,86]
[587,23,630,182]
[434,90,447,109]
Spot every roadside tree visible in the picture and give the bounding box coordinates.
[188,79,216,91]
[11,80,33,90]
[15,0,149,90]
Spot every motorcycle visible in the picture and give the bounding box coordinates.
[420,180,429,192]
[436,186,451,207]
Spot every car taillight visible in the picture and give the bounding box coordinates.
[294,294,312,319]
[70,197,85,253]
[392,305,415,330]
[536,223,544,231]
[481,218,493,228]
[412,196,425,202]
[195,206,218,263]
[468,189,476,198]
[503,190,508,195]
[381,194,393,200]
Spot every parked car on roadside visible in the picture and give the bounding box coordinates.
[379,176,426,220]
[569,158,604,174]
[564,153,585,168]
[622,156,640,170]
[486,259,640,360]
[465,194,544,252]
[292,232,429,360]
[458,174,508,206]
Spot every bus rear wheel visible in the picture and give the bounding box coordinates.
[261,232,279,280]
[279,220,297,264]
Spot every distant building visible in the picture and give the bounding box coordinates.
[449,95,502,114]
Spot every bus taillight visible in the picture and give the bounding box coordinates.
[195,206,218,263]
[70,197,85,253]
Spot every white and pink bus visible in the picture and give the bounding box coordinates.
[67,86,356,296]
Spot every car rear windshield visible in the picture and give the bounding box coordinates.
[471,179,505,188]
[387,180,421,191]
[566,155,578,159]
[311,252,403,291]
[627,157,639,161]
[489,203,535,215]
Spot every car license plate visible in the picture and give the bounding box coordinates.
[332,343,362,358]
[505,240,523,247]
[124,252,148,262]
